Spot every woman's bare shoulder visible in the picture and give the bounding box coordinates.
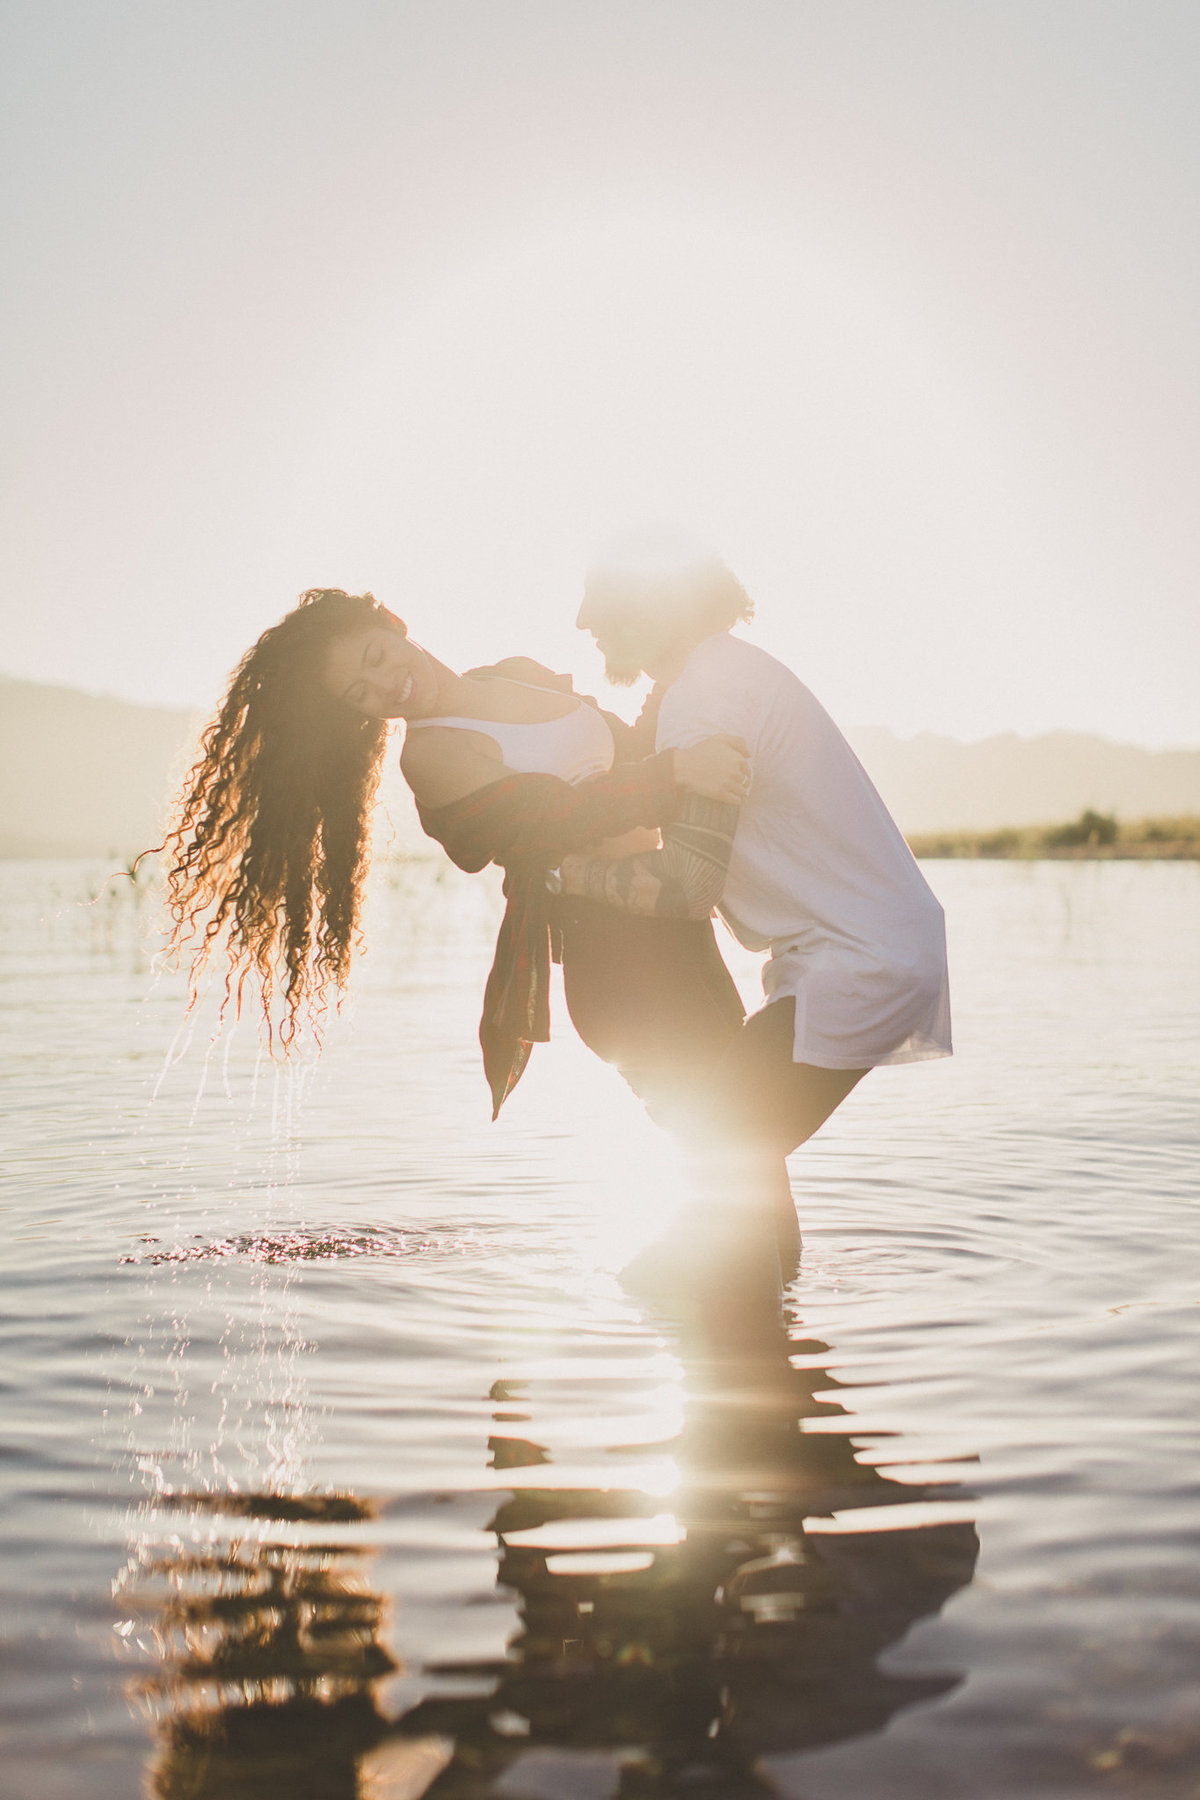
[400,725,505,810]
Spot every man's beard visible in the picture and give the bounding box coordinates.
[603,656,643,688]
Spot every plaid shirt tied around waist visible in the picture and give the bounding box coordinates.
[417,752,680,1117]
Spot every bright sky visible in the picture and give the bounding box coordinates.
[2,1,1197,745]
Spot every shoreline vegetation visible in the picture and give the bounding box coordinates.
[4,814,1200,868]
[907,810,1200,861]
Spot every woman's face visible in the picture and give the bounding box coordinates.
[322,624,440,720]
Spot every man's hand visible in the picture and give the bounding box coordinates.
[672,734,751,806]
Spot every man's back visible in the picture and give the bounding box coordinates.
[655,631,951,1068]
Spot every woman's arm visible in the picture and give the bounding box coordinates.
[401,727,505,810]
[410,727,748,875]
[416,756,683,873]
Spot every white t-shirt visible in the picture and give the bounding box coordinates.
[407,691,614,784]
[655,633,952,1069]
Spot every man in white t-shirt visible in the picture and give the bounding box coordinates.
[559,542,951,1279]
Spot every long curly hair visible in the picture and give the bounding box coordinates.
[164,589,395,1044]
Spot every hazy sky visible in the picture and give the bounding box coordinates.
[2,0,1197,744]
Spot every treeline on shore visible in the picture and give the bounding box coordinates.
[908,810,1200,860]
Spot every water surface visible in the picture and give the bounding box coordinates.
[1,858,1197,1798]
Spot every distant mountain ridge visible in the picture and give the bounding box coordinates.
[845,727,1200,835]
[1,673,1197,857]
[0,676,198,859]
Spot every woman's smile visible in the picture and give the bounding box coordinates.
[322,626,438,720]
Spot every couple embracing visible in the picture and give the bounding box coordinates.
[167,542,950,1299]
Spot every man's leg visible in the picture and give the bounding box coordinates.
[708,997,867,1149]
[702,999,868,1273]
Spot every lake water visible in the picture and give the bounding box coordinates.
[0,856,1197,1800]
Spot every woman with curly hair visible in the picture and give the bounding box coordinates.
[165,587,751,1120]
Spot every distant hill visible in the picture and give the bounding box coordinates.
[0,675,427,861]
[0,677,198,859]
[1,674,1198,856]
[846,727,1200,835]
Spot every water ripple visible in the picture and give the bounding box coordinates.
[119,1224,492,1266]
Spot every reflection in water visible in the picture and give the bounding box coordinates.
[119,1310,977,1798]
[116,1493,400,1799]
[408,1317,978,1797]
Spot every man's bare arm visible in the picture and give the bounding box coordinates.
[559,793,739,920]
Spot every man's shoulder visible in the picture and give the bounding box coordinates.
[657,632,833,752]
[654,634,766,745]
[679,631,795,694]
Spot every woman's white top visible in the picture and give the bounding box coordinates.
[655,633,952,1069]
[406,688,615,785]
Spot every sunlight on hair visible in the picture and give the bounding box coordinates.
[587,522,723,586]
